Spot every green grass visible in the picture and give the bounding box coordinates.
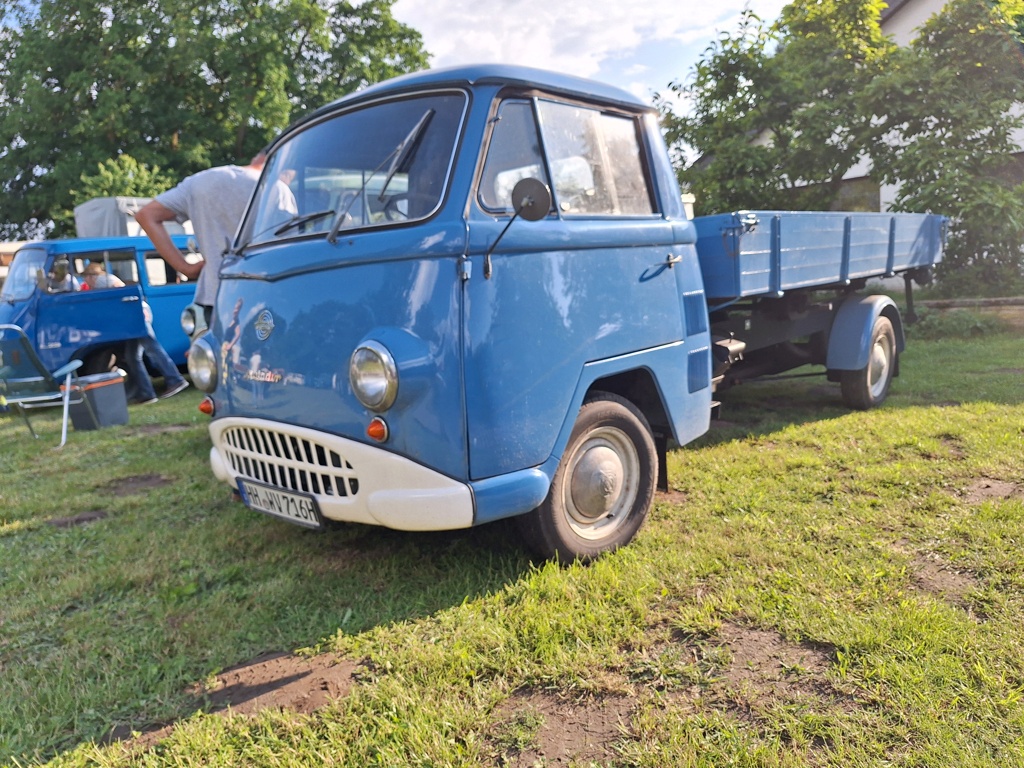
[1,333,1023,767]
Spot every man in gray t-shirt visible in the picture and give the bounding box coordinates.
[135,153,265,313]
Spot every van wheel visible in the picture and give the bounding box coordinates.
[840,315,896,410]
[81,351,116,376]
[517,392,657,562]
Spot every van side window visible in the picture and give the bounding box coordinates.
[536,101,655,216]
[479,100,550,212]
[145,249,196,286]
[70,249,138,284]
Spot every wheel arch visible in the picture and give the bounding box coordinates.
[585,367,671,439]
[826,295,905,373]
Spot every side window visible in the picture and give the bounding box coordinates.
[479,100,550,212]
[146,247,201,286]
[106,249,139,284]
[70,249,139,284]
[536,101,655,216]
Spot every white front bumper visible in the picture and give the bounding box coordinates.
[209,417,474,531]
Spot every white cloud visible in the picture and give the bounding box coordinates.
[392,0,789,103]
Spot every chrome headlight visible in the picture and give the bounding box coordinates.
[180,302,208,340]
[187,334,218,392]
[349,341,398,411]
[180,305,197,338]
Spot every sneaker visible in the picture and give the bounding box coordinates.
[161,380,190,399]
[132,397,159,406]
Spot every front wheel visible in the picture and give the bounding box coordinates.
[840,315,896,410]
[516,392,657,562]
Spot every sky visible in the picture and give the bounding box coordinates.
[390,0,791,111]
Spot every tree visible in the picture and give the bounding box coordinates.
[42,155,176,234]
[865,0,1024,295]
[660,0,893,216]
[663,0,1024,296]
[0,0,429,238]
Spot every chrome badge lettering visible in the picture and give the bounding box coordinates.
[254,310,275,340]
[244,369,283,383]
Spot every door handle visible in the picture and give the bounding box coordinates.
[664,254,682,269]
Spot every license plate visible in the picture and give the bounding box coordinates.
[237,479,323,530]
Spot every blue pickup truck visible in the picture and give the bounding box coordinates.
[183,64,944,561]
[0,235,196,374]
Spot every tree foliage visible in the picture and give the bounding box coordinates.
[865,0,1024,294]
[0,0,429,238]
[661,0,893,215]
[661,0,1024,296]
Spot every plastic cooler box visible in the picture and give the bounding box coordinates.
[62,371,129,430]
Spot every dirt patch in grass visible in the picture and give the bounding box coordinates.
[965,478,1024,503]
[489,688,633,767]
[714,622,832,698]
[133,424,193,435]
[911,556,981,607]
[100,474,171,496]
[655,489,689,506]
[112,616,854,761]
[48,510,108,528]
[192,651,359,716]
[110,652,358,751]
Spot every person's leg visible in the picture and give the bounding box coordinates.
[124,340,157,403]
[140,335,185,388]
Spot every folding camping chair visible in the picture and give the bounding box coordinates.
[0,323,97,448]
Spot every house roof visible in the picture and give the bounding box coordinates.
[881,0,912,23]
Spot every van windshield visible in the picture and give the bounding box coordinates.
[0,247,47,302]
[240,91,468,248]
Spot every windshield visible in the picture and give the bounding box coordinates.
[240,91,467,248]
[0,247,47,302]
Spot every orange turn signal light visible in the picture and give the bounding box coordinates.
[198,397,215,416]
[366,416,389,442]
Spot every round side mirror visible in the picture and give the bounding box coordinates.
[510,178,552,222]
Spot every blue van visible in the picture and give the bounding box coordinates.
[0,235,197,374]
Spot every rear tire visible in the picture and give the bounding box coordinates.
[840,315,896,410]
[517,392,657,562]
[80,350,116,376]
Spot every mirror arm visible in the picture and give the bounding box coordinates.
[480,178,551,280]
[483,209,523,280]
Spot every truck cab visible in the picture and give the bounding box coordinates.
[189,65,712,560]
[0,235,198,374]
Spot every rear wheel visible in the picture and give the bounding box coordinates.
[80,350,116,376]
[840,315,896,410]
[517,392,657,562]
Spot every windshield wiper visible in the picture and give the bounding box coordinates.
[327,108,435,244]
[378,109,434,202]
[271,209,335,237]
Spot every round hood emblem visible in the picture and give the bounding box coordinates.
[254,310,275,340]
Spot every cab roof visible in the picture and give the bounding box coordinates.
[280,64,652,145]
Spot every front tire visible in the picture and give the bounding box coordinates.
[517,392,657,562]
[840,315,896,410]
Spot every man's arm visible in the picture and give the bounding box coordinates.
[135,201,204,282]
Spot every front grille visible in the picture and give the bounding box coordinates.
[222,425,359,497]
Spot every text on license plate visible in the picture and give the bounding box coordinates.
[237,479,322,529]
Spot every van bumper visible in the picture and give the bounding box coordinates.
[209,417,474,531]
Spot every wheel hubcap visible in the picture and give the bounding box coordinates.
[570,445,624,519]
[563,427,639,540]
[868,335,892,398]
